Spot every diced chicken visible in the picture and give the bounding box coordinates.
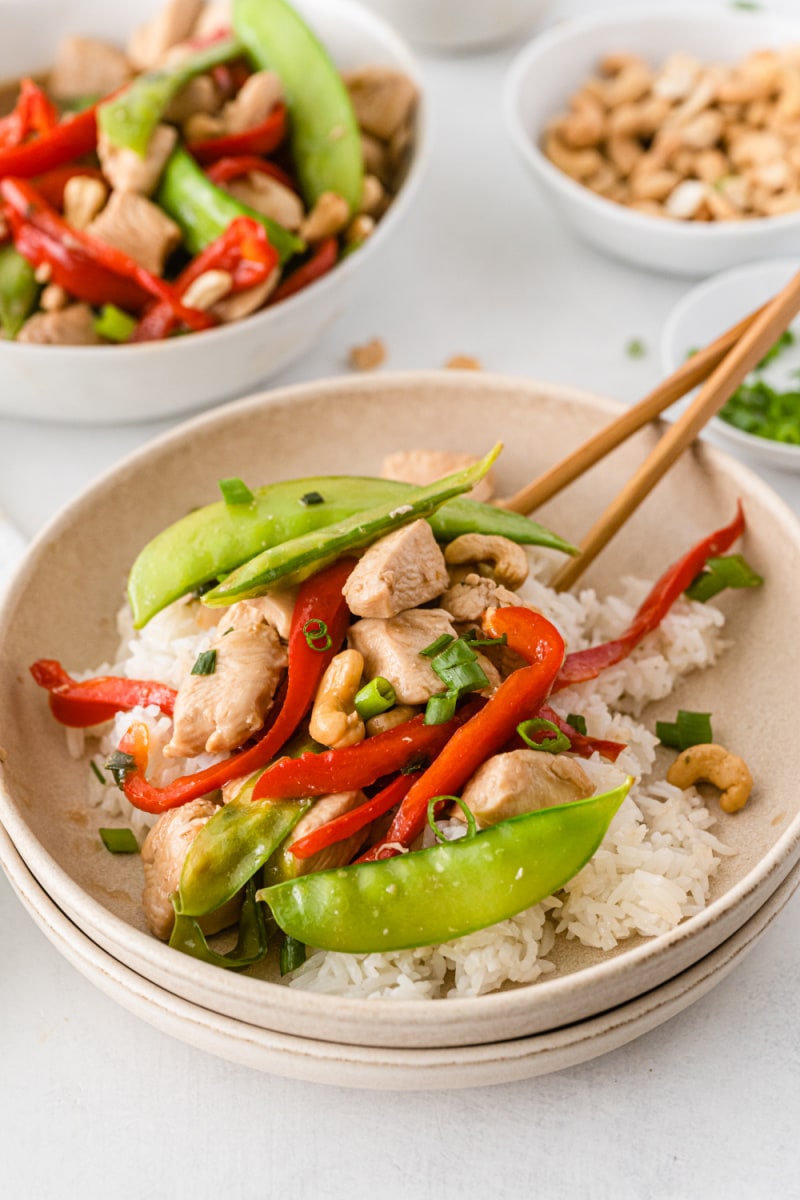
[97,124,177,196]
[343,67,418,141]
[381,449,495,504]
[17,304,101,345]
[222,70,283,134]
[48,36,132,100]
[225,587,298,642]
[277,791,367,877]
[164,74,219,124]
[343,520,449,619]
[86,190,182,276]
[348,608,499,705]
[128,0,204,71]
[460,750,594,828]
[141,799,242,940]
[193,0,233,41]
[165,600,288,758]
[224,173,304,231]
[440,575,522,623]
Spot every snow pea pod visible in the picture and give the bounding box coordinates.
[234,0,363,212]
[157,146,304,262]
[258,781,632,953]
[0,243,39,338]
[169,876,269,971]
[128,474,577,627]
[98,34,244,157]
[204,445,502,603]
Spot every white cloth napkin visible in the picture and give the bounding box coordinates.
[0,511,26,597]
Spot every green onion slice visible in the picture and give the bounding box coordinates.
[280,935,307,976]
[104,750,137,789]
[354,676,396,721]
[517,718,571,755]
[218,476,255,506]
[426,794,477,844]
[685,554,764,603]
[303,618,332,652]
[423,691,459,726]
[93,303,136,343]
[656,709,713,751]
[419,634,455,658]
[191,648,217,676]
[566,713,587,736]
[99,827,139,854]
[90,760,107,786]
[299,491,325,506]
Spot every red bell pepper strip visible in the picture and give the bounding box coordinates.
[252,701,482,802]
[188,104,287,164]
[132,215,279,342]
[288,773,415,861]
[30,660,176,728]
[364,609,567,857]
[0,79,59,149]
[1,177,214,330]
[206,155,296,193]
[269,237,338,305]
[0,106,98,179]
[554,504,746,692]
[118,558,355,814]
[33,164,105,209]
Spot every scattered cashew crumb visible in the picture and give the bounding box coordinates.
[445,354,482,370]
[349,337,386,371]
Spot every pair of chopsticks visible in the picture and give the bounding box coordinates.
[497,269,800,591]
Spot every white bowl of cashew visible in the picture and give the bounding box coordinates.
[505,7,800,278]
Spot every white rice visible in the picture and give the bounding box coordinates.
[70,549,733,999]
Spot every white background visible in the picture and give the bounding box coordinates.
[2,1,800,1196]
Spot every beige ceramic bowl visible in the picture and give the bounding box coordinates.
[1,372,800,1050]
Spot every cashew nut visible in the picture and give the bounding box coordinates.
[63,175,108,231]
[309,649,366,750]
[300,191,350,243]
[444,534,529,590]
[181,269,233,311]
[666,743,753,814]
[365,704,418,738]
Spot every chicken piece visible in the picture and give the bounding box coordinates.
[224,173,304,231]
[343,67,418,141]
[17,304,101,345]
[86,190,182,276]
[348,608,499,705]
[441,574,522,623]
[48,36,132,99]
[97,124,177,196]
[165,600,288,758]
[164,74,219,124]
[343,520,449,619]
[274,791,367,878]
[128,0,204,71]
[141,799,242,940]
[226,586,298,642]
[381,449,495,504]
[459,750,594,829]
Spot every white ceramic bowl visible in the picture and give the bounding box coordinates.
[0,0,427,424]
[2,371,800,1051]
[662,258,800,472]
[359,0,550,52]
[505,8,800,277]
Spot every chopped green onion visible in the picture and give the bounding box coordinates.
[626,338,646,359]
[426,794,477,844]
[299,491,325,506]
[280,935,306,976]
[303,618,332,652]
[191,648,217,676]
[93,303,136,343]
[90,760,107,786]
[685,554,763,603]
[424,691,459,725]
[656,709,713,751]
[730,1,761,11]
[354,676,396,721]
[517,718,571,755]
[566,713,587,736]
[218,476,255,506]
[104,750,137,789]
[99,827,139,854]
[464,633,508,649]
[419,634,455,658]
[424,637,490,725]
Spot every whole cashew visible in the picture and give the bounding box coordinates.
[666,743,753,814]
[444,534,529,590]
[309,650,365,750]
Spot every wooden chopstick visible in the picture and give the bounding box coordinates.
[548,269,800,592]
[497,304,764,517]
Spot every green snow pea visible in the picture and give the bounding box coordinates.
[258,781,632,953]
[234,0,363,212]
[157,146,304,262]
[128,473,577,627]
[98,34,244,157]
[169,877,269,971]
[0,244,39,339]
[204,445,502,603]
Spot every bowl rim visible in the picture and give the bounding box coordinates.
[661,256,800,463]
[2,368,800,1036]
[0,0,430,360]
[504,4,800,240]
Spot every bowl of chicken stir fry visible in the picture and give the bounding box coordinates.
[0,0,426,421]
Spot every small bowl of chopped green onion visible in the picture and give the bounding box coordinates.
[662,258,800,471]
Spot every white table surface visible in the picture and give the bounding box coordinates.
[3,1,800,1195]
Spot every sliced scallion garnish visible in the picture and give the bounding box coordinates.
[299,491,325,506]
[656,710,713,751]
[303,618,332,652]
[99,827,139,854]
[566,713,587,736]
[517,718,571,755]
[685,554,763,603]
[423,637,490,725]
[191,648,217,676]
[354,676,396,721]
[93,303,136,343]
[280,935,307,976]
[423,691,458,726]
[218,476,255,506]
[426,794,477,844]
[90,760,107,786]
[419,634,454,658]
